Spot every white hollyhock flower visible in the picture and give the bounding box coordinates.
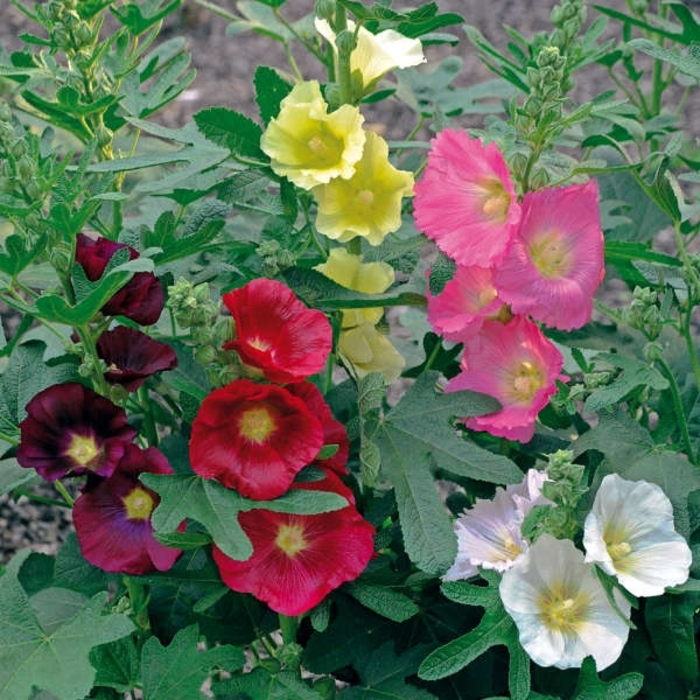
[442,469,550,581]
[583,473,692,597]
[500,534,631,671]
[315,18,426,89]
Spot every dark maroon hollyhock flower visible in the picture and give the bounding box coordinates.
[17,382,137,481]
[222,278,332,383]
[213,468,375,616]
[75,232,164,325]
[73,444,183,575]
[189,378,324,500]
[285,381,349,476]
[96,326,178,392]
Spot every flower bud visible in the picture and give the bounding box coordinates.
[335,29,357,54]
[0,101,12,123]
[94,124,113,148]
[315,0,336,22]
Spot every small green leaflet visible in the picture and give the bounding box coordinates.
[0,550,133,700]
[571,657,643,700]
[213,667,324,699]
[141,473,349,560]
[194,106,265,160]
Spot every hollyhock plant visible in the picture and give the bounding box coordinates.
[212,468,375,615]
[73,444,183,575]
[285,381,349,476]
[96,326,178,392]
[413,129,521,267]
[312,130,415,246]
[222,278,332,384]
[189,379,324,500]
[500,534,632,671]
[443,469,550,581]
[427,264,504,342]
[338,320,406,383]
[17,382,137,481]
[260,80,366,189]
[314,18,426,91]
[75,233,165,325]
[446,316,566,442]
[583,473,691,597]
[494,181,604,330]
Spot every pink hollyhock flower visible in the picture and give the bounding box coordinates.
[427,265,504,342]
[212,468,375,615]
[189,379,324,500]
[96,326,177,392]
[285,381,349,476]
[446,316,566,442]
[75,233,165,325]
[222,279,332,383]
[73,444,183,575]
[493,181,604,330]
[17,382,137,481]
[413,130,521,267]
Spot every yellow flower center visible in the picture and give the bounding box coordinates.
[607,541,632,561]
[509,360,545,404]
[248,337,271,352]
[275,523,307,557]
[477,177,511,223]
[239,407,276,444]
[306,129,343,166]
[122,487,155,521]
[529,230,572,279]
[502,533,523,559]
[538,585,589,633]
[65,434,102,471]
[356,189,374,208]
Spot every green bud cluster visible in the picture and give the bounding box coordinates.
[622,285,663,340]
[40,0,95,54]
[167,278,221,336]
[258,240,296,276]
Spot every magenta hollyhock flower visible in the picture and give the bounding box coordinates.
[446,316,566,443]
[75,233,165,325]
[189,379,324,500]
[427,265,504,342]
[413,130,521,267]
[493,181,604,330]
[222,279,332,383]
[73,444,183,575]
[17,382,137,481]
[96,326,178,392]
[212,468,375,615]
[285,381,349,476]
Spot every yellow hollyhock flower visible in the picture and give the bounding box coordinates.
[313,131,414,246]
[315,18,426,90]
[260,80,365,190]
[338,321,405,383]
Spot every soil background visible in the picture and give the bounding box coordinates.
[0,0,630,561]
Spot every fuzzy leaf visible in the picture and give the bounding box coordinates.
[571,657,643,699]
[344,582,420,623]
[254,65,292,124]
[214,666,323,699]
[194,106,265,159]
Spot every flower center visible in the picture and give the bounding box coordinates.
[64,433,102,471]
[607,541,632,561]
[509,360,545,404]
[477,177,511,223]
[538,587,588,633]
[122,487,155,521]
[528,230,572,279]
[248,337,271,352]
[239,407,276,444]
[275,523,307,557]
[306,129,343,166]
[357,189,374,208]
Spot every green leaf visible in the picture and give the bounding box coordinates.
[142,473,349,560]
[110,0,183,35]
[344,581,420,623]
[645,592,700,681]
[194,106,265,159]
[141,624,244,700]
[373,372,522,574]
[213,667,324,699]
[53,533,110,597]
[0,233,48,276]
[0,457,35,495]
[0,551,133,700]
[91,636,141,692]
[571,657,643,699]
[254,65,292,124]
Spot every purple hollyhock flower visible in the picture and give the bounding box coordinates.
[17,382,137,481]
[96,326,178,392]
[73,444,183,575]
[75,233,165,325]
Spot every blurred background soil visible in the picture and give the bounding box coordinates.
[0,0,632,561]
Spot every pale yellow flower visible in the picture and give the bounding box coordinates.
[338,321,405,383]
[315,18,426,90]
[260,80,365,190]
[313,131,414,246]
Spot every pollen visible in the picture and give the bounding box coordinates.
[239,407,276,444]
[607,541,633,561]
[122,487,155,521]
[538,586,589,633]
[476,177,511,224]
[529,230,572,279]
[275,523,307,557]
[510,360,545,404]
[356,189,375,208]
[65,433,102,471]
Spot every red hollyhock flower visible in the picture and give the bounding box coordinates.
[189,379,324,500]
[75,233,165,325]
[285,381,349,476]
[212,468,375,615]
[73,444,183,575]
[96,326,178,392]
[17,382,137,481]
[222,278,332,383]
